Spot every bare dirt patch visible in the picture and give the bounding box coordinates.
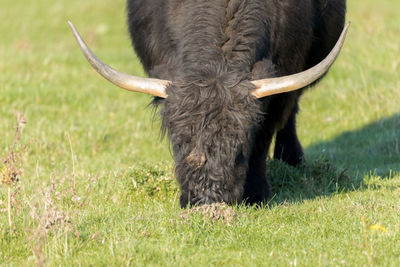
[179,202,236,224]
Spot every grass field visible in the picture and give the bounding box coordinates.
[1,0,399,265]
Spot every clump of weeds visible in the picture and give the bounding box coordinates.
[1,114,78,266]
[123,163,178,199]
[0,113,26,232]
[25,181,74,267]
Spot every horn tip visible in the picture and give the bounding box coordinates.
[344,21,351,31]
[67,20,75,29]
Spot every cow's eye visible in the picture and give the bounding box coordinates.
[235,150,245,165]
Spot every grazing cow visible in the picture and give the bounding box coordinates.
[68,0,348,207]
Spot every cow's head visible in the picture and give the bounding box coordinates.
[68,21,349,207]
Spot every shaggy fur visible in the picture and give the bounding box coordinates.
[126,0,346,207]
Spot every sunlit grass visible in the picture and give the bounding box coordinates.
[0,0,399,265]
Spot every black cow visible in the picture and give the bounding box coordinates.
[69,0,348,207]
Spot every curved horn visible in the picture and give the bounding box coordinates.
[68,21,170,98]
[251,22,350,98]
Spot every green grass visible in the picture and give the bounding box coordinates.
[1,0,399,265]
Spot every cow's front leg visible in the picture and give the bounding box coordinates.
[242,126,273,204]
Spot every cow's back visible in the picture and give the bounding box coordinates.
[127,0,345,82]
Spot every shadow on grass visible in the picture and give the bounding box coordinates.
[268,114,400,205]
[306,114,400,176]
[267,159,354,205]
